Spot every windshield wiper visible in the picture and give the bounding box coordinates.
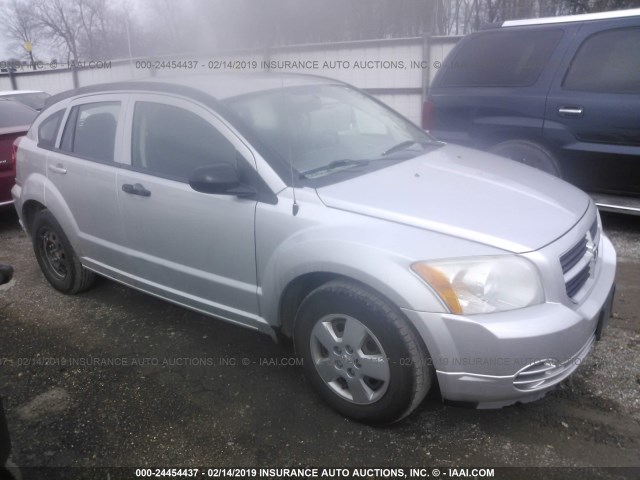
[300,159,370,179]
[381,139,444,156]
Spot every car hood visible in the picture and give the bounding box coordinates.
[315,144,590,253]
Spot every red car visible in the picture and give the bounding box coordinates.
[0,99,37,209]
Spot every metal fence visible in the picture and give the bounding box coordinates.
[0,35,461,125]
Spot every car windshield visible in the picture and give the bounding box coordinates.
[1,92,50,111]
[224,84,440,180]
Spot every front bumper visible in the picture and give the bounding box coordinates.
[402,234,616,408]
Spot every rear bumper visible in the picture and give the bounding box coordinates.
[0,170,15,207]
[9,183,22,218]
[402,235,616,408]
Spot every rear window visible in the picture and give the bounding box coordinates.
[564,27,640,94]
[440,28,563,87]
[0,100,37,128]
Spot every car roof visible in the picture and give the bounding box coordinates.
[0,90,47,95]
[44,72,345,109]
[491,7,640,28]
[148,72,343,98]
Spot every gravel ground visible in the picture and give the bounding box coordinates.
[0,208,639,480]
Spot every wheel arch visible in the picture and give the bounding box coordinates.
[40,178,83,254]
[22,199,46,236]
[488,138,563,177]
[278,271,341,339]
[277,272,436,367]
[467,116,546,150]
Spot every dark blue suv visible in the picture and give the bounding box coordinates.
[427,9,640,214]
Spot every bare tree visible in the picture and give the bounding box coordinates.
[32,0,81,63]
[1,0,42,66]
[74,0,132,58]
[25,0,135,62]
[4,0,640,62]
[76,0,106,58]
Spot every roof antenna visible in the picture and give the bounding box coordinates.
[282,75,299,216]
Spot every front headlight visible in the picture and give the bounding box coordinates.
[411,256,544,315]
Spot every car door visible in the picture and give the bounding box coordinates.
[46,94,130,272]
[117,94,261,329]
[544,20,640,195]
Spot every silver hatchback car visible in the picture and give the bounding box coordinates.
[12,73,616,424]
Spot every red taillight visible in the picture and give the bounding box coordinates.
[421,99,435,131]
[11,137,21,166]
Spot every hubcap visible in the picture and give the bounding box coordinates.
[310,314,390,405]
[41,229,69,280]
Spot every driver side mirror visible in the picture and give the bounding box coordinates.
[188,163,256,198]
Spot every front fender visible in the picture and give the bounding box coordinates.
[259,234,448,328]
[255,189,504,327]
[255,189,502,328]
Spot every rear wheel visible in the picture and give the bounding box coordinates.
[32,209,95,294]
[294,280,431,425]
[490,140,561,177]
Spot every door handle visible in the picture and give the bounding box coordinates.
[48,163,67,174]
[558,106,584,117]
[122,183,151,197]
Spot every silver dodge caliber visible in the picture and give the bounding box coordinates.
[12,73,616,424]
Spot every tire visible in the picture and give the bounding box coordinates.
[0,264,13,286]
[294,280,431,425]
[489,140,562,177]
[32,209,95,294]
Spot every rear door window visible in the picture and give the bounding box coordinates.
[563,27,640,94]
[441,28,563,87]
[60,102,120,163]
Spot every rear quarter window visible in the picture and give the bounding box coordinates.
[563,27,640,94]
[440,28,564,87]
[37,110,65,149]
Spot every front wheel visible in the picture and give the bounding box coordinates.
[32,209,95,294]
[294,280,431,425]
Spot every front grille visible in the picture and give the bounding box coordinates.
[565,264,591,298]
[560,236,587,273]
[560,217,599,300]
